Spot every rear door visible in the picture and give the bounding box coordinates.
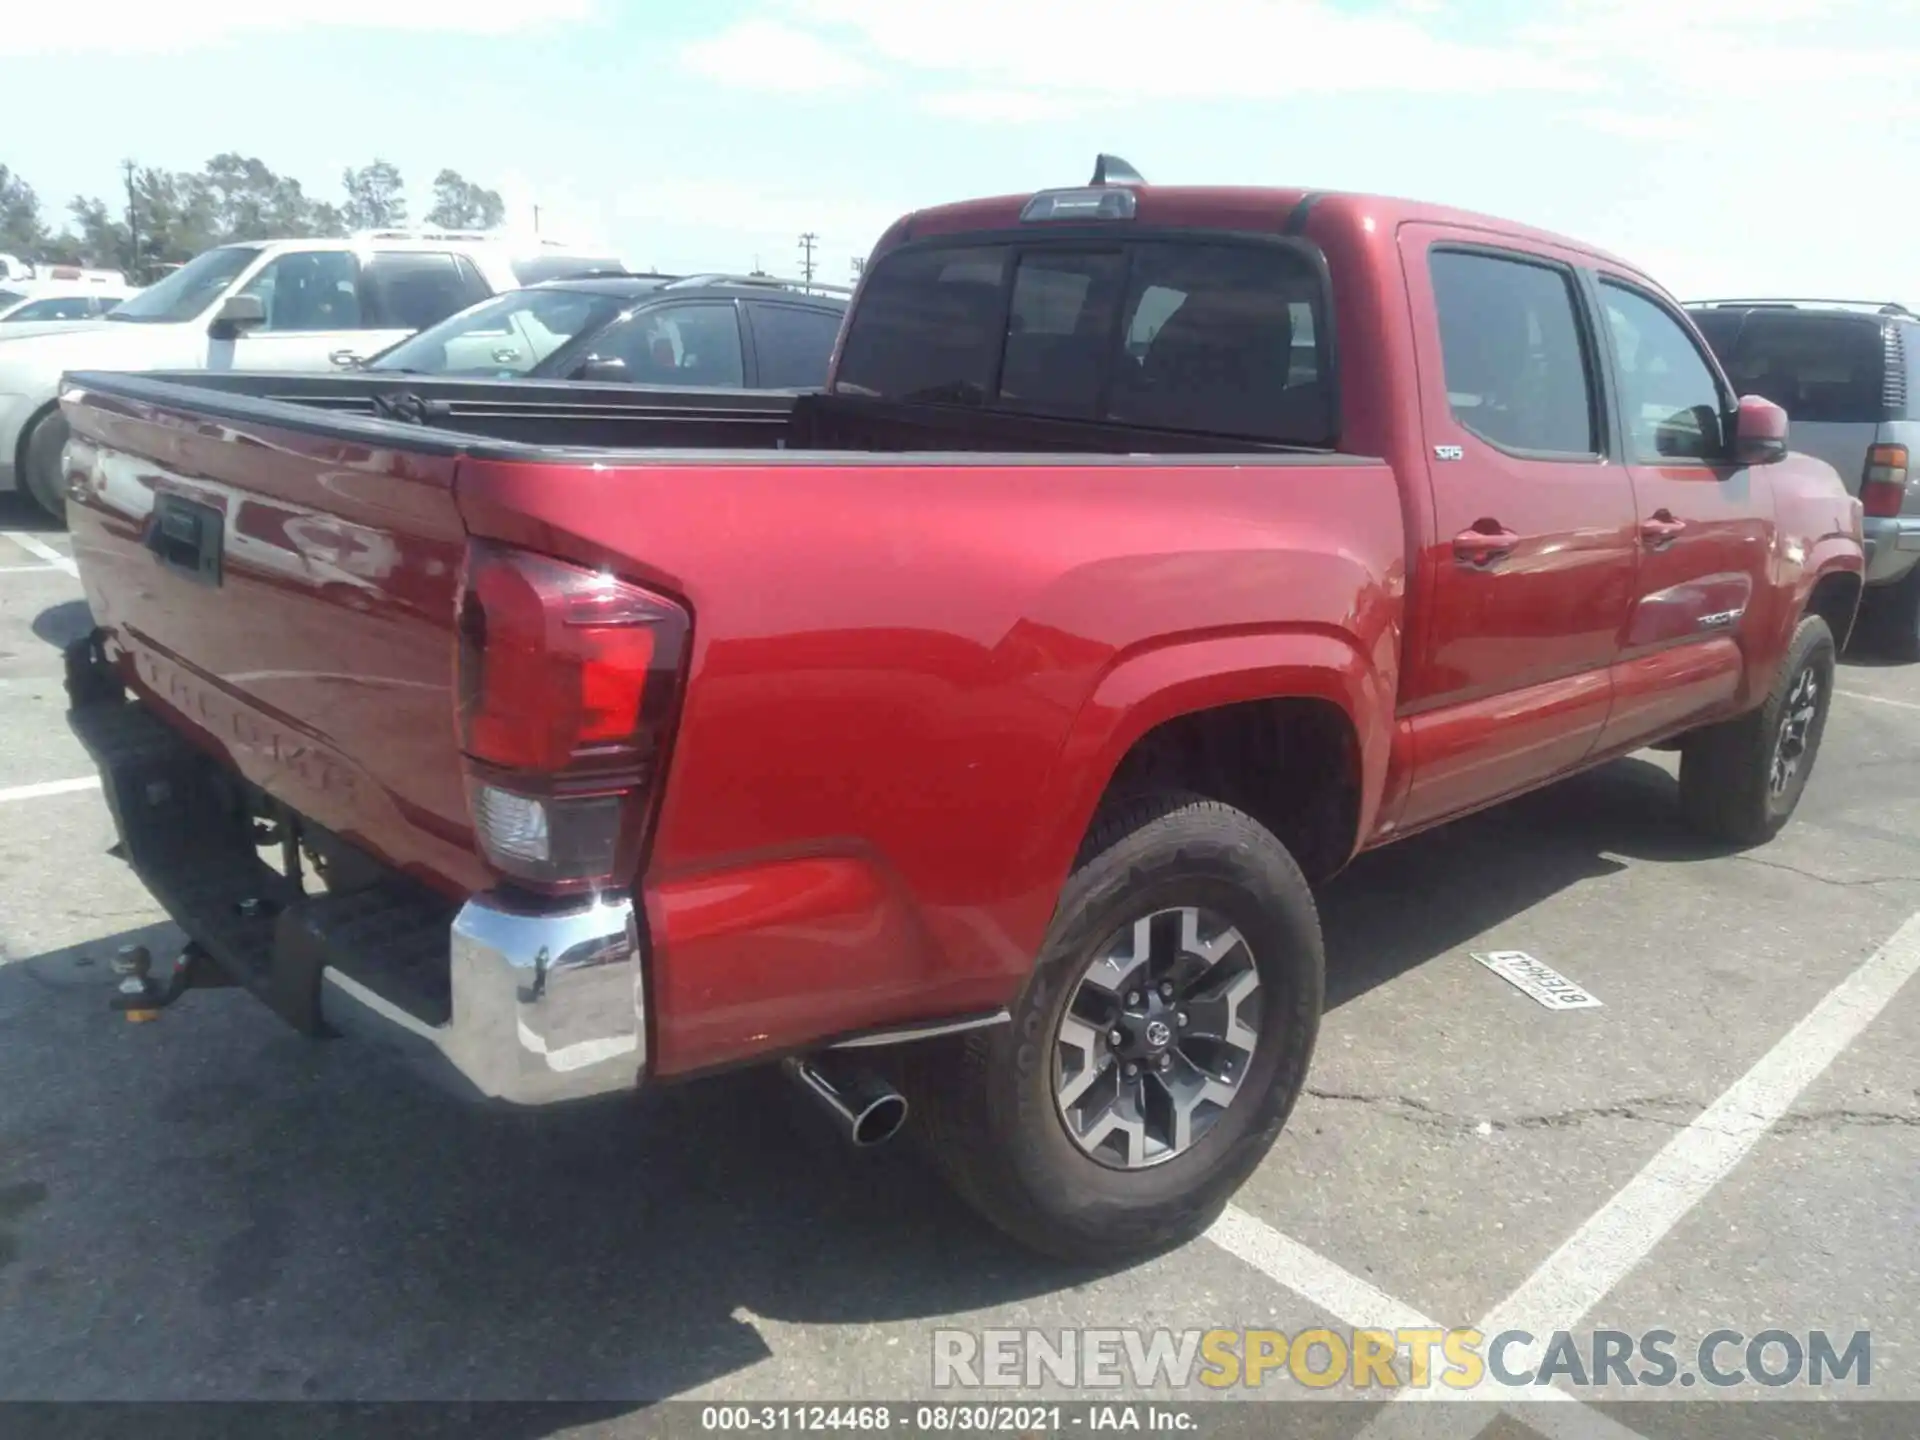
[1591,278,1772,748]
[349,251,494,367]
[1395,229,1639,829]
[742,301,844,388]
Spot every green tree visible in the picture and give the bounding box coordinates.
[424,169,505,230]
[341,160,407,230]
[65,196,129,270]
[0,165,49,257]
[131,166,220,266]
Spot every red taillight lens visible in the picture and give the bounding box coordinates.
[456,542,689,891]
[458,543,686,773]
[1862,444,1910,519]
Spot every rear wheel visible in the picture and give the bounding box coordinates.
[21,411,71,526]
[911,794,1323,1263]
[1678,614,1835,845]
[1865,566,1920,662]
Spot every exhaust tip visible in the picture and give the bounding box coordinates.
[785,1054,909,1148]
[851,1092,908,1147]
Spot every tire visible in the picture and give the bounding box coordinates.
[1865,567,1920,663]
[910,793,1324,1264]
[21,411,71,527]
[1678,614,1836,846]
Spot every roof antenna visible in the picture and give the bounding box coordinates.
[1090,154,1147,187]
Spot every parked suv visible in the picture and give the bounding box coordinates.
[360,272,850,389]
[1689,299,1920,653]
[0,230,621,521]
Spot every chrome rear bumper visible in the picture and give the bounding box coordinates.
[321,891,646,1107]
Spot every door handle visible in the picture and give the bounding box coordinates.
[1453,522,1520,568]
[1640,511,1686,548]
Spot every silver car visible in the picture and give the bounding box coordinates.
[1689,299,1919,655]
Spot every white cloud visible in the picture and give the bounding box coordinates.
[681,0,1594,110]
[0,0,596,55]
[680,18,875,93]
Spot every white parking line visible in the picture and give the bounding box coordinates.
[1343,910,1920,1440]
[1206,1206,1648,1437]
[1207,1205,1438,1332]
[0,777,100,804]
[0,531,79,577]
[1838,688,1920,713]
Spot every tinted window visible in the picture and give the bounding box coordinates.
[745,303,844,388]
[1690,310,1887,425]
[237,251,361,332]
[584,302,744,387]
[1428,250,1596,456]
[1906,324,1919,422]
[834,246,1007,405]
[1107,243,1329,443]
[1601,281,1727,462]
[998,251,1125,417]
[361,252,491,331]
[835,240,1331,444]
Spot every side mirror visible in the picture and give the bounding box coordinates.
[573,355,628,383]
[210,292,266,339]
[1730,393,1789,465]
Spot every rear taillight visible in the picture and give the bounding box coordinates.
[1862,444,1910,518]
[456,541,689,892]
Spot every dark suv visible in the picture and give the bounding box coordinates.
[361,272,850,390]
[1688,299,1919,654]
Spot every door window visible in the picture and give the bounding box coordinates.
[586,302,744,387]
[744,302,844,388]
[1428,249,1597,457]
[361,252,493,331]
[1600,281,1728,462]
[237,251,362,332]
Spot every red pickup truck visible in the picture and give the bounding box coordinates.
[57,160,1864,1263]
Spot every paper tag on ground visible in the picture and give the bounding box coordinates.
[1471,950,1603,1010]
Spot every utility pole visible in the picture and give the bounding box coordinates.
[797,231,818,291]
[532,204,542,236]
[850,256,865,281]
[122,159,140,279]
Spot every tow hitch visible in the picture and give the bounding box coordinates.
[110,940,236,1023]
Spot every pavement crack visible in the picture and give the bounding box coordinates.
[1775,1108,1920,1131]
[1730,854,1920,888]
[1303,1088,1696,1134]
[1305,1088,1920,1135]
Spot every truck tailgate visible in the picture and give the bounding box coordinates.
[62,378,489,898]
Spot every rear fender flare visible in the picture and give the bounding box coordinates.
[1023,627,1392,891]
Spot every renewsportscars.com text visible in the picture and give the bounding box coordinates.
[932,1327,1871,1392]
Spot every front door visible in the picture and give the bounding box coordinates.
[208,250,372,372]
[1394,229,1640,830]
[1590,277,1772,749]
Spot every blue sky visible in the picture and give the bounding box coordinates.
[4,0,1914,302]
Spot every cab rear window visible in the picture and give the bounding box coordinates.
[1692,310,1890,424]
[833,238,1334,447]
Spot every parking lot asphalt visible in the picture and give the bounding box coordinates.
[1,493,1916,1437]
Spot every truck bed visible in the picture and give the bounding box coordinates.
[60,368,1403,1074]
